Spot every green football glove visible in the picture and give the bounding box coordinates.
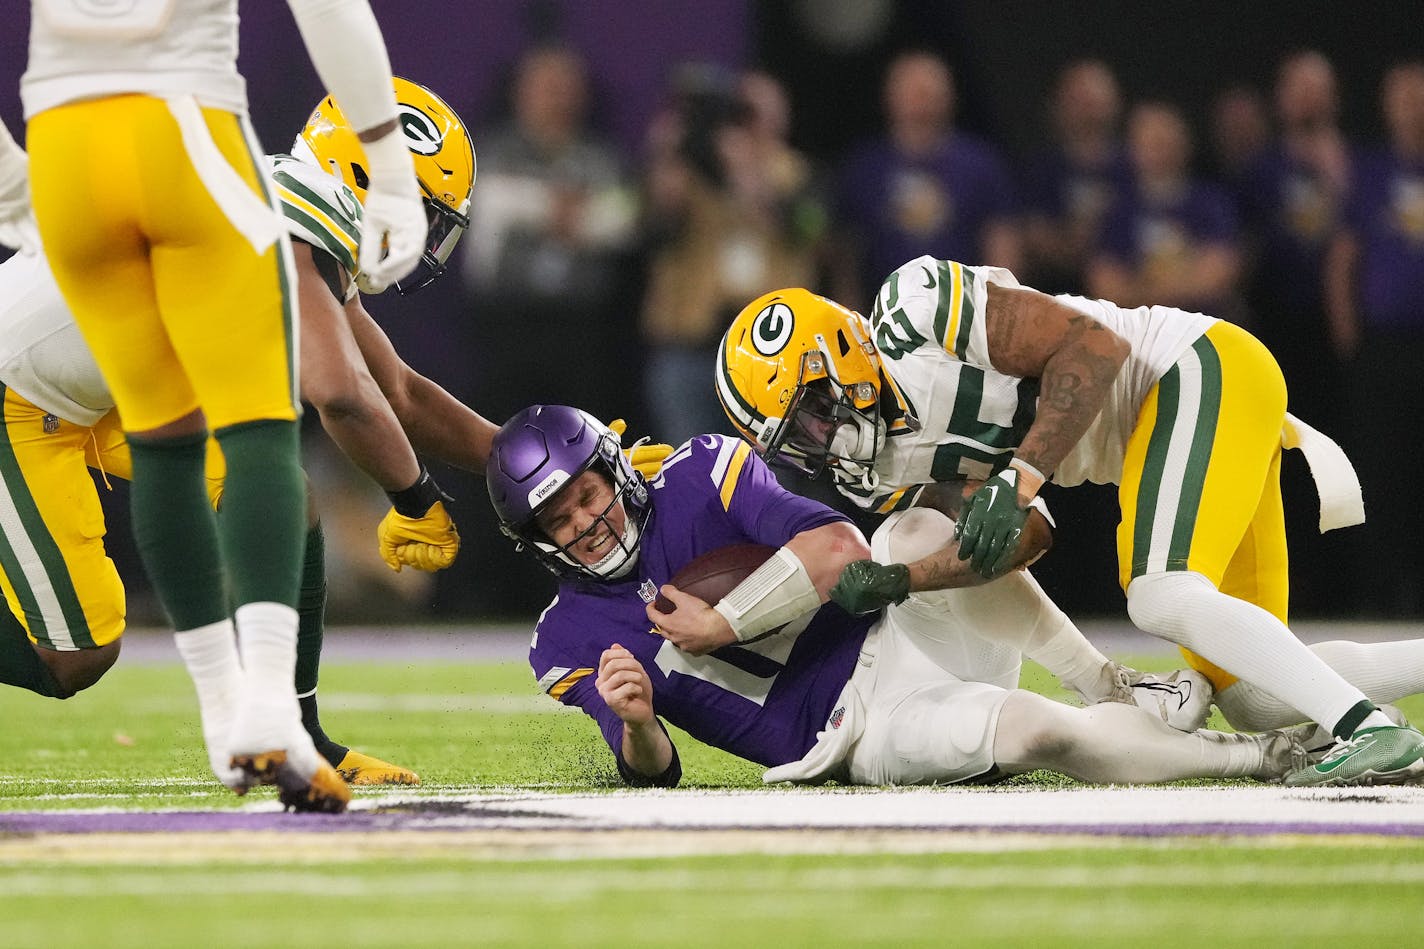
[955,468,1028,579]
[830,560,911,615]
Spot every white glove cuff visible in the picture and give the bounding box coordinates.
[1008,457,1047,498]
[713,547,822,643]
[1027,494,1055,529]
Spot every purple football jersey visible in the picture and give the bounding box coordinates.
[529,435,871,778]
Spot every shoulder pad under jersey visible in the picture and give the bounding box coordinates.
[269,154,363,279]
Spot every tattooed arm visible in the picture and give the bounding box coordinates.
[983,282,1130,502]
[904,481,1053,590]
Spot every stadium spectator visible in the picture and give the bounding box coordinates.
[1325,61,1424,617]
[1239,52,1355,428]
[1087,102,1244,317]
[1230,54,1359,613]
[488,405,1312,789]
[836,51,1020,308]
[463,45,639,422]
[1022,59,1130,295]
[639,67,828,446]
[1207,84,1273,193]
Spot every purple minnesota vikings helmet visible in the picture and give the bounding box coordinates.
[487,405,651,581]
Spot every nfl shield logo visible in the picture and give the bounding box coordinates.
[637,580,657,604]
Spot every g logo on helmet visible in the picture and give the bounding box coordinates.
[397,103,445,156]
[751,302,794,356]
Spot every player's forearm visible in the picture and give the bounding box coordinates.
[315,391,422,492]
[393,375,499,474]
[905,543,993,591]
[1013,319,1128,494]
[621,719,674,777]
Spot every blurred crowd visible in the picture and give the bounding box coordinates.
[443,45,1424,620]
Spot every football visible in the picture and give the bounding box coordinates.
[653,543,778,613]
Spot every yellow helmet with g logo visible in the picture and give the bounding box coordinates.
[295,76,476,293]
[716,288,885,478]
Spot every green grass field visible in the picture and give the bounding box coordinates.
[3,649,1424,948]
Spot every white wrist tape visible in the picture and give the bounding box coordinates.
[360,126,416,181]
[1008,457,1047,497]
[713,547,822,643]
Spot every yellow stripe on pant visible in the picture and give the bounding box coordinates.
[1117,321,1291,691]
[27,94,300,434]
[0,386,125,650]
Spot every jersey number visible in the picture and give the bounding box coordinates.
[37,0,177,39]
[653,613,812,707]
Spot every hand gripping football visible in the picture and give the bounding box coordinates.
[654,544,778,613]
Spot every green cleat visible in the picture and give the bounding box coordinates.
[1283,725,1424,788]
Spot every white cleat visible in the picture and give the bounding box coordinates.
[1126,668,1214,732]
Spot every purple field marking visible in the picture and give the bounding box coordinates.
[6,808,1424,838]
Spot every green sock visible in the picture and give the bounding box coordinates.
[295,521,326,696]
[127,432,227,631]
[0,609,64,698]
[294,521,347,767]
[212,419,306,608]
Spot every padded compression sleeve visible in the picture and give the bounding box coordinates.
[285,0,399,134]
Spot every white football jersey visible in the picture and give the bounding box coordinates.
[0,250,113,426]
[23,0,246,117]
[835,256,1216,512]
[0,154,365,425]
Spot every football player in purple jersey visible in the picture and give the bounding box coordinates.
[487,404,1310,788]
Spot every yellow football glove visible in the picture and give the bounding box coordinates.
[609,418,674,480]
[378,467,459,572]
[378,500,460,572]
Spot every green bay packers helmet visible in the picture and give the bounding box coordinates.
[294,76,476,293]
[716,288,886,479]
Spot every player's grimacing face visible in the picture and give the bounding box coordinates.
[533,469,627,566]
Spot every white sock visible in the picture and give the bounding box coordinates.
[1217,639,1424,730]
[173,619,243,786]
[235,601,299,702]
[1127,572,1391,737]
[229,602,318,771]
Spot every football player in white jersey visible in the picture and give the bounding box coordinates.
[0,78,495,789]
[718,262,1424,787]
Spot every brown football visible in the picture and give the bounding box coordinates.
[653,543,778,613]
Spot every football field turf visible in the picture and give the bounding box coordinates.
[3,632,1423,948]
